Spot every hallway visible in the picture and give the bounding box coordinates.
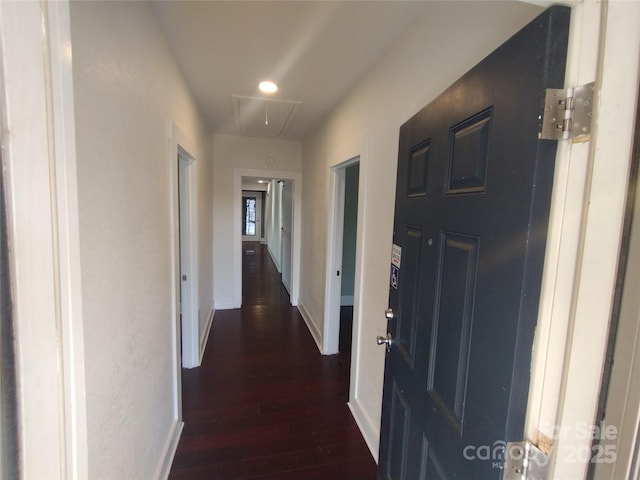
[169,242,377,479]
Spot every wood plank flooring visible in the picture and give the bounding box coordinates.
[169,242,377,480]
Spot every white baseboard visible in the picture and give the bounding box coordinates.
[297,302,322,353]
[348,398,380,464]
[283,277,291,295]
[215,298,237,310]
[266,244,282,272]
[199,308,214,363]
[341,295,354,306]
[154,419,184,480]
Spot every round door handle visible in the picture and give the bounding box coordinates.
[377,333,393,352]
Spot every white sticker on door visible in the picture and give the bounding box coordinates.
[391,244,402,268]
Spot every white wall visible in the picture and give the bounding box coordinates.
[196,140,215,350]
[70,2,212,478]
[299,1,545,457]
[213,134,301,308]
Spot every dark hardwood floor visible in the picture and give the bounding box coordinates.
[169,242,377,479]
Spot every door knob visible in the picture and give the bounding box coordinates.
[377,333,393,352]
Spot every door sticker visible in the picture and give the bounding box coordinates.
[391,244,402,268]
[390,265,399,290]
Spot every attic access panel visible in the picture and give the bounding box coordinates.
[232,95,301,138]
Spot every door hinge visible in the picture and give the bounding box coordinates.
[502,441,549,480]
[539,82,594,142]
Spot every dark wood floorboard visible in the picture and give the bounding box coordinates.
[169,242,377,480]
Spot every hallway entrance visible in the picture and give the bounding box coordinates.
[170,242,376,479]
[231,168,302,308]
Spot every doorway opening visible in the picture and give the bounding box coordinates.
[242,191,265,241]
[233,169,301,308]
[339,164,359,364]
[242,196,257,236]
[241,177,290,305]
[324,157,360,361]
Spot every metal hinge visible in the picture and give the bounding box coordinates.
[502,441,549,480]
[539,82,595,142]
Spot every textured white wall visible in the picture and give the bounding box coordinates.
[299,1,544,456]
[70,2,211,477]
[212,134,301,308]
[196,140,215,346]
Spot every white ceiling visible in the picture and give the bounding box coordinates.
[151,1,433,140]
[151,1,546,141]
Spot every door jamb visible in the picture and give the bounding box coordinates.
[168,121,199,430]
[318,136,370,450]
[524,3,640,478]
[589,87,640,478]
[0,1,88,475]
[323,156,359,355]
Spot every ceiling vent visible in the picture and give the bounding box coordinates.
[232,95,301,138]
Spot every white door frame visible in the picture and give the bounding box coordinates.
[178,147,198,369]
[168,123,199,389]
[591,123,640,478]
[0,1,88,476]
[233,168,301,307]
[524,2,640,479]
[323,156,360,355]
[281,180,293,294]
[321,138,369,441]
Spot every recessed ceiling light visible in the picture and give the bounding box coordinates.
[259,81,278,94]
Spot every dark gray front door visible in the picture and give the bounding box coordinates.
[378,7,570,479]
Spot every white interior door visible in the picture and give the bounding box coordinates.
[281,181,293,294]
